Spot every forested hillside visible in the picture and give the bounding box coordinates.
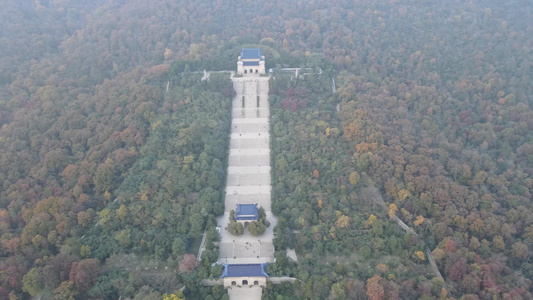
[265,1,532,299]
[0,0,531,299]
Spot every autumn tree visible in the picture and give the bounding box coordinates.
[448,258,468,282]
[179,254,200,274]
[413,215,425,226]
[413,251,425,261]
[164,48,174,60]
[54,281,78,300]
[349,171,360,186]
[366,275,384,300]
[69,259,100,293]
[163,290,185,300]
[388,204,398,219]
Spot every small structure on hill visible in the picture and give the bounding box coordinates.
[235,204,259,223]
[221,263,269,288]
[237,48,265,75]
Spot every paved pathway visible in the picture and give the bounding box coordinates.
[217,75,276,300]
[227,286,263,300]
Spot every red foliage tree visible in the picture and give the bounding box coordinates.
[179,254,200,274]
[69,259,100,293]
[449,258,468,282]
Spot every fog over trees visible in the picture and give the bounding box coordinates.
[0,0,531,299]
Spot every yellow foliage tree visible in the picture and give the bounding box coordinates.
[414,215,425,226]
[400,208,412,221]
[329,227,336,239]
[163,291,184,300]
[183,155,195,164]
[104,190,111,202]
[148,64,170,77]
[365,214,377,228]
[184,43,207,60]
[414,251,425,261]
[141,193,149,202]
[432,248,445,261]
[335,215,350,228]
[349,171,360,185]
[260,37,275,45]
[440,288,448,300]
[355,142,378,154]
[493,235,505,250]
[163,48,174,60]
[343,122,363,141]
[453,215,468,231]
[375,263,388,273]
[98,208,112,226]
[388,203,398,219]
[297,217,306,228]
[117,204,128,222]
[397,189,409,201]
[317,199,323,209]
[469,218,484,235]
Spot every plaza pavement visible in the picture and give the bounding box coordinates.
[217,75,276,299]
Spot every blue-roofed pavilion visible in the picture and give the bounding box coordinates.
[241,48,263,60]
[221,263,269,278]
[235,204,259,221]
[221,263,269,288]
[237,48,265,75]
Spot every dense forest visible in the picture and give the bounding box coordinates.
[0,0,531,299]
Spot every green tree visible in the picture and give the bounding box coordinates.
[172,236,188,256]
[80,245,91,258]
[22,268,43,297]
[330,282,346,300]
[115,229,131,247]
[372,219,383,236]
[226,222,244,236]
[248,221,266,236]
[190,213,204,236]
[94,160,115,193]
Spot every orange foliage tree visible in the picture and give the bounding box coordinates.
[366,275,384,300]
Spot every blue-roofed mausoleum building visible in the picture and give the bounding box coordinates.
[237,48,265,75]
[235,204,259,223]
[221,263,269,288]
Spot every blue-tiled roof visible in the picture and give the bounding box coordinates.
[241,48,262,59]
[243,61,260,66]
[221,263,269,278]
[235,204,258,221]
